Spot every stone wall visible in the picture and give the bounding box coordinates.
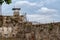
[0,14,60,40]
[12,22,60,40]
[0,15,60,40]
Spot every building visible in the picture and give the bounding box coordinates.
[0,8,60,40]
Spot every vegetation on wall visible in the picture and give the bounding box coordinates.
[48,23,53,31]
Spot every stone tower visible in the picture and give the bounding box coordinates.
[12,8,25,22]
[12,8,21,17]
[12,8,21,22]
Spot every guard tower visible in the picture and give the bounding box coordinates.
[12,8,22,22]
[12,8,21,17]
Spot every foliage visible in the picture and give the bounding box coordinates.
[4,0,11,4]
[0,0,11,5]
[48,24,53,31]
[0,0,4,4]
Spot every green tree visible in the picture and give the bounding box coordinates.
[0,0,11,15]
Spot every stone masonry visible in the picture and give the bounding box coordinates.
[0,8,60,40]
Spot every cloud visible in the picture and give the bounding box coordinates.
[14,0,47,8]
[14,0,57,13]
[26,7,60,23]
[15,1,37,7]
[45,0,57,3]
[40,0,57,6]
[37,7,58,15]
[27,14,54,23]
[27,14,60,23]
[39,7,57,12]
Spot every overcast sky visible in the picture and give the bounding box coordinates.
[2,0,60,23]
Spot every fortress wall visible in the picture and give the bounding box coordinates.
[0,7,60,40]
[15,22,60,40]
[0,15,60,40]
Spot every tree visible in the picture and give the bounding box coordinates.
[0,0,11,15]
